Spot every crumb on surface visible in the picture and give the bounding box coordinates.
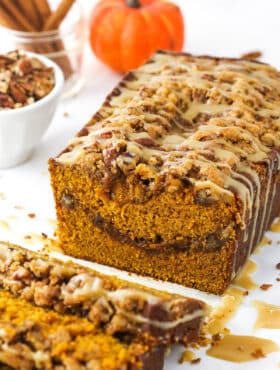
[191,342,201,349]
[191,358,201,364]
[63,112,69,117]
[276,263,280,270]
[240,50,262,60]
[259,284,272,291]
[193,334,209,348]
[223,327,231,334]
[212,333,222,342]
[28,213,36,218]
[41,232,48,239]
[24,235,32,239]
[178,350,195,364]
[250,348,265,359]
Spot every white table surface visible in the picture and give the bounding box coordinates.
[0,0,280,369]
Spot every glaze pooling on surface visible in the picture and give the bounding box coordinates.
[234,259,258,290]
[253,300,280,329]
[204,287,245,334]
[206,334,279,362]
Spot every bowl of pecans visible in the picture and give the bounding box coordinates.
[0,0,85,98]
[0,50,64,168]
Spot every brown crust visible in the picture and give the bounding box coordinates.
[137,345,165,370]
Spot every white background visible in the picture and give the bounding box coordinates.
[0,0,280,369]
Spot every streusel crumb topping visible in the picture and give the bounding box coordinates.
[58,52,280,231]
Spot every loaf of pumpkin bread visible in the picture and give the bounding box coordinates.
[49,51,280,294]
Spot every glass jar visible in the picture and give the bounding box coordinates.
[0,1,85,98]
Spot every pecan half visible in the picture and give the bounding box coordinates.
[0,93,14,108]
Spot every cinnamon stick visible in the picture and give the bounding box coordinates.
[33,0,52,27]
[43,0,75,31]
[16,0,42,30]
[34,0,75,79]
[0,4,22,30]
[41,0,74,79]
[0,0,74,81]
[0,0,36,32]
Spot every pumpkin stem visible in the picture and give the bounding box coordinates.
[127,0,141,8]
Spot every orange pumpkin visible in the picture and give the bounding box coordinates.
[89,0,184,72]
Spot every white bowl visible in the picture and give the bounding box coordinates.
[0,51,64,168]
